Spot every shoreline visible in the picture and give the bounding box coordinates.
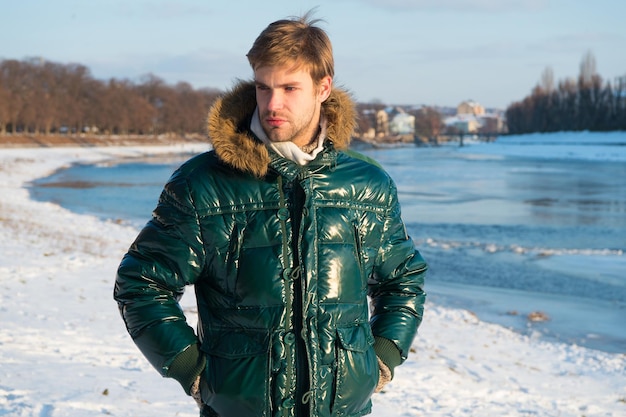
[0,133,209,148]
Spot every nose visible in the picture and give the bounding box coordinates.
[267,90,284,111]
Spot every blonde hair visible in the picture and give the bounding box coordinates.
[246,11,334,83]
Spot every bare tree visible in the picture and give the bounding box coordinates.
[1,60,28,133]
[128,88,157,134]
[32,59,62,134]
[615,75,626,130]
[82,78,106,132]
[0,69,8,135]
[579,50,597,87]
[100,79,132,135]
[136,74,168,135]
[59,63,92,134]
[0,57,221,137]
[577,51,604,129]
[414,107,443,142]
[540,66,555,93]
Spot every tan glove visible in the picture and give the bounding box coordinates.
[190,375,203,409]
[375,356,392,393]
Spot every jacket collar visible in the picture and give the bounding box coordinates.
[206,80,357,178]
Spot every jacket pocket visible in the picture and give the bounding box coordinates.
[200,328,271,417]
[332,323,378,416]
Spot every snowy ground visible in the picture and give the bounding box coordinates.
[0,134,625,416]
[457,130,626,162]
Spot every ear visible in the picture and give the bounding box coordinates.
[318,76,332,102]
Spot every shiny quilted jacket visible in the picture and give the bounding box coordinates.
[114,82,427,417]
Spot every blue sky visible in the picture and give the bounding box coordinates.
[3,0,625,109]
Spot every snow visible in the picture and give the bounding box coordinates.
[457,130,626,162]
[1,133,625,416]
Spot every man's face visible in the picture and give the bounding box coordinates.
[254,63,332,147]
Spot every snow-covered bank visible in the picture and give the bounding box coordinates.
[1,142,625,416]
[459,130,626,162]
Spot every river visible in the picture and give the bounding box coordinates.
[29,140,626,353]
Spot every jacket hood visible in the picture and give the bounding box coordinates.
[207,80,357,178]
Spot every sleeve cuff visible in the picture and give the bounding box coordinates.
[166,343,206,395]
[373,336,402,378]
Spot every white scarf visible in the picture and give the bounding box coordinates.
[251,107,326,166]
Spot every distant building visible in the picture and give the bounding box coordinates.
[376,109,389,137]
[356,100,503,143]
[389,111,415,136]
[478,115,505,134]
[457,100,485,116]
[444,114,481,134]
[443,100,506,135]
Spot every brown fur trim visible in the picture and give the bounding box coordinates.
[206,81,357,178]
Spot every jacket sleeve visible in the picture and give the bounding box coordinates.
[113,172,206,393]
[368,179,427,373]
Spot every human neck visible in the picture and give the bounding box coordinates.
[251,109,327,165]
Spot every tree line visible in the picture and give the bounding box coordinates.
[506,52,626,134]
[0,58,221,136]
[3,53,624,138]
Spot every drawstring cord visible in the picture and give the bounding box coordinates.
[302,390,314,405]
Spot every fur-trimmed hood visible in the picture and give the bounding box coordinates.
[206,81,357,178]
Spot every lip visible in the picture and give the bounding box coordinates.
[266,118,285,127]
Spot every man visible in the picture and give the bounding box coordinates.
[114,12,427,417]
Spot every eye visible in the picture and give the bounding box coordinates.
[285,86,297,92]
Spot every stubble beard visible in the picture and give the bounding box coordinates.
[262,110,318,146]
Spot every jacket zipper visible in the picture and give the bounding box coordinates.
[291,177,310,417]
[277,176,295,417]
[277,175,310,416]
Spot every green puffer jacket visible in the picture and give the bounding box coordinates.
[114,81,427,417]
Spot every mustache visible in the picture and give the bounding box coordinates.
[262,111,287,119]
